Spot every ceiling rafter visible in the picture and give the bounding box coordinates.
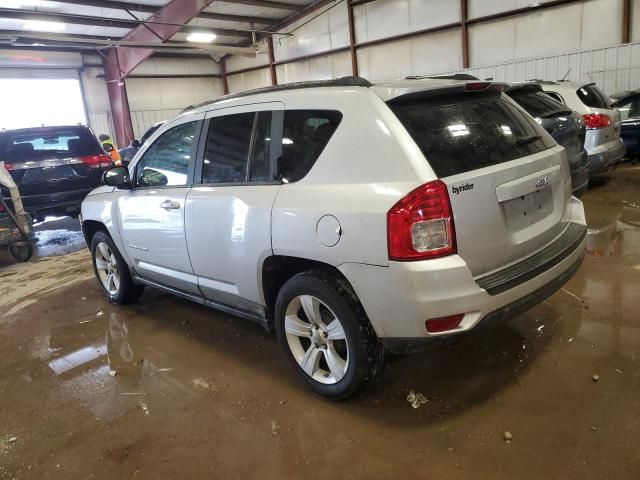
[215,0,305,11]
[46,0,275,25]
[0,7,253,38]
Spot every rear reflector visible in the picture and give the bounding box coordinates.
[582,113,611,129]
[466,82,491,91]
[425,314,465,333]
[80,154,112,169]
[387,180,456,261]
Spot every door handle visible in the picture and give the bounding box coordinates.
[160,199,180,210]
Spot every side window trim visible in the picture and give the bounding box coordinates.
[270,110,284,182]
[131,115,204,190]
[244,112,260,182]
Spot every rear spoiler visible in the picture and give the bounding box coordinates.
[387,81,508,104]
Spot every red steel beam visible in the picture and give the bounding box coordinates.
[267,35,277,85]
[460,0,469,68]
[103,0,213,146]
[623,0,631,44]
[347,0,358,76]
[102,52,135,147]
[221,56,230,94]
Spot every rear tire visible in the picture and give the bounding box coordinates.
[274,270,385,399]
[91,230,144,305]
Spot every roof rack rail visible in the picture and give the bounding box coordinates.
[180,76,372,114]
[405,73,480,81]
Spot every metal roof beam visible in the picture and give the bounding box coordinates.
[0,7,252,38]
[46,0,274,25]
[215,0,305,11]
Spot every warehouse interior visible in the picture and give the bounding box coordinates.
[1,0,640,478]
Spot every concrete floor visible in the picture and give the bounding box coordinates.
[1,165,639,479]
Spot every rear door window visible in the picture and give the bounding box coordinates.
[279,110,342,182]
[508,89,572,118]
[389,92,555,178]
[202,111,273,184]
[576,84,611,109]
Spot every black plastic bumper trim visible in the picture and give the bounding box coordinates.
[475,223,586,295]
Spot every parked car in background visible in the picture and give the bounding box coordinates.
[533,80,624,174]
[506,83,590,196]
[610,89,640,161]
[0,125,112,221]
[119,121,165,166]
[81,77,586,399]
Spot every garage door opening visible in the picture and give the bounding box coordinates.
[0,78,87,131]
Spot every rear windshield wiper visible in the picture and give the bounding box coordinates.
[541,110,573,118]
[516,135,542,146]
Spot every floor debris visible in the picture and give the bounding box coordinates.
[592,374,600,382]
[407,390,428,409]
[109,370,118,377]
[561,288,585,304]
[140,403,150,415]
[504,431,513,442]
[8,437,17,444]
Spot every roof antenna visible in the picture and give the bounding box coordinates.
[560,68,571,81]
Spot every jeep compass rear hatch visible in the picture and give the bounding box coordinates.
[388,84,572,277]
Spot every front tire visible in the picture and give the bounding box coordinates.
[274,270,385,399]
[91,230,144,305]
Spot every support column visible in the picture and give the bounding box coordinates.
[461,0,469,69]
[267,36,278,85]
[102,49,134,148]
[623,0,631,44]
[221,57,229,95]
[347,0,358,76]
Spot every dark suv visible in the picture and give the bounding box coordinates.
[0,125,112,220]
[507,83,590,196]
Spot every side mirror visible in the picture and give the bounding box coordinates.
[131,139,141,148]
[103,166,131,189]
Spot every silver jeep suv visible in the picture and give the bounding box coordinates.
[81,77,587,399]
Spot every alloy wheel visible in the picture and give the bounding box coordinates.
[284,294,349,384]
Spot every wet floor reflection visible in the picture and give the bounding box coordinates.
[1,165,640,479]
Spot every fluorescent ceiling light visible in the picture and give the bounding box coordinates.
[22,20,66,32]
[186,32,216,43]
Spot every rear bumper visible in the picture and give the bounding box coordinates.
[339,197,587,352]
[587,138,625,173]
[3,188,92,215]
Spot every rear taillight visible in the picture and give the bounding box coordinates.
[387,180,456,261]
[426,314,465,333]
[582,113,611,129]
[80,154,112,169]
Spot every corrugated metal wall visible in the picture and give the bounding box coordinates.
[445,42,640,96]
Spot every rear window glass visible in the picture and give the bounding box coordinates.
[279,110,342,182]
[389,92,555,178]
[508,89,571,118]
[576,84,611,109]
[3,128,101,161]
